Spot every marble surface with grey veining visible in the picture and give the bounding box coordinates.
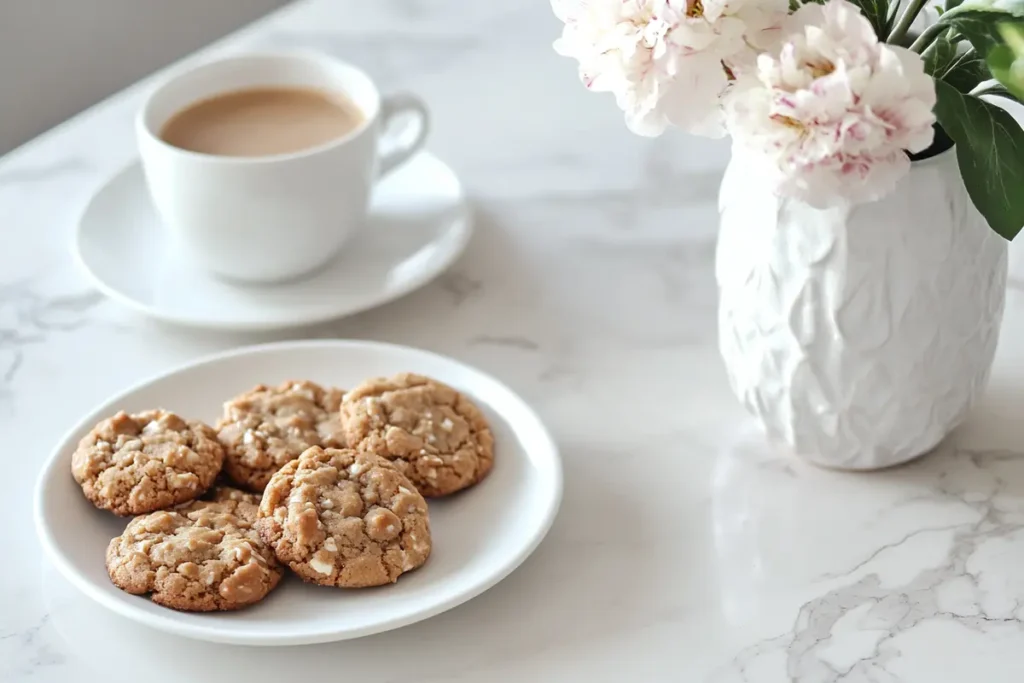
[5,1,1024,681]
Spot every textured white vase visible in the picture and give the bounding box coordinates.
[716,147,1008,470]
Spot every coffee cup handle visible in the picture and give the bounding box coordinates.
[377,93,430,178]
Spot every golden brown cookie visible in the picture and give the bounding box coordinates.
[204,485,261,508]
[105,498,283,611]
[71,410,223,516]
[216,380,346,493]
[256,447,431,588]
[341,373,494,497]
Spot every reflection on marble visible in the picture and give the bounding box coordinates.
[711,430,1024,682]
[6,1,1024,682]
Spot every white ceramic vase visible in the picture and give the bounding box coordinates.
[716,146,1008,470]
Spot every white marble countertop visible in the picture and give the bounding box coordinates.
[5,1,1024,681]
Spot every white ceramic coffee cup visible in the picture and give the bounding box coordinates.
[137,51,429,283]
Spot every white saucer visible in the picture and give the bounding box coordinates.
[34,340,563,646]
[75,153,472,331]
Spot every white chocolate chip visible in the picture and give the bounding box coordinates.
[166,473,189,489]
[320,498,334,509]
[309,555,334,575]
[441,418,454,431]
[243,429,256,445]
[410,533,430,555]
[142,421,163,435]
[427,434,437,444]
[323,537,338,552]
[122,439,143,452]
[288,384,315,400]
[401,550,417,571]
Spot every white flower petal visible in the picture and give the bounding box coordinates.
[550,0,789,138]
[663,57,730,136]
[724,0,936,206]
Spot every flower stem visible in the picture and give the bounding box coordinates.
[909,22,946,53]
[889,0,929,46]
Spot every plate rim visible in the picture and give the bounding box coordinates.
[73,153,473,332]
[34,339,563,646]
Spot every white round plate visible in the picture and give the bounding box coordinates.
[34,340,562,646]
[75,153,471,331]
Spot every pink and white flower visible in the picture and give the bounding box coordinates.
[551,0,788,137]
[724,0,937,206]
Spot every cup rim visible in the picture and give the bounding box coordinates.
[136,50,380,165]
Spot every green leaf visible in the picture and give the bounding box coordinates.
[854,0,894,39]
[924,34,990,92]
[945,0,964,10]
[987,43,1023,97]
[924,34,959,74]
[936,3,1024,54]
[988,23,1024,99]
[975,76,1024,102]
[934,79,1024,239]
[946,49,991,91]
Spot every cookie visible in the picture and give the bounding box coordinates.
[256,447,431,588]
[215,380,346,492]
[105,497,283,611]
[204,485,261,508]
[71,409,224,516]
[341,373,494,497]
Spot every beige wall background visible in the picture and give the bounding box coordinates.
[0,0,289,154]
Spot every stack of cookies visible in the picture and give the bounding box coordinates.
[70,373,494,612]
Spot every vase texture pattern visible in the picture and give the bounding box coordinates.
[716,147,1008,469]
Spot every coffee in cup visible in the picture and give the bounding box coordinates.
[136,52,429,284]
[159,87,365,157]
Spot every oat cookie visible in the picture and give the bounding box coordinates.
[72,410,223,516]
[256,447,431,588]
[106,497,283,611]
[341,373,494,497]
[216,380,346,492]
[204,485,262,509]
